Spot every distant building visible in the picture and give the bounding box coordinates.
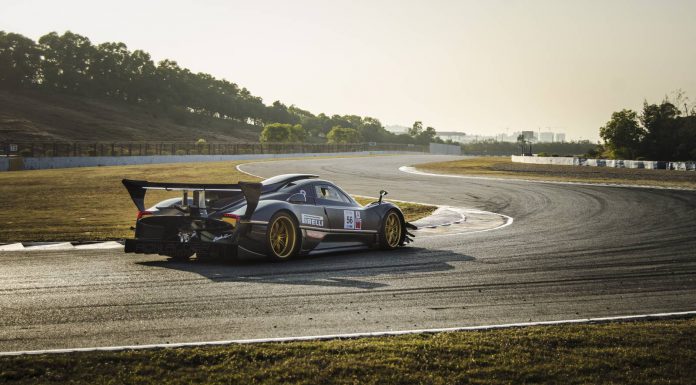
[538,132,554,142]
[554,133,566,142]
[521,131,536,142]
[437,131,467,142]
[385,125,409,134]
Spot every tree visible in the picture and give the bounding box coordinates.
[408,121,423,137]
[265,101,299,125]
[416,126,437,144]
[0,31,42,87]
[38,31,94,92]
[260,123,292,143]
[640,101,680,160]
[357,117,386,142]
[327,126,361,144]
[288,124,306,142]
[599,109,644,159]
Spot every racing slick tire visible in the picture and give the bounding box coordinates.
[265,211,301,262]
[379,209,404,250]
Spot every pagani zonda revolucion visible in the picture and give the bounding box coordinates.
[123,174,416,261]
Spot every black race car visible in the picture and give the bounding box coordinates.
[122,174,416,261]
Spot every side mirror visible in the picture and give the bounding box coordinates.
[288,193,307,204]
[378,190,388,204]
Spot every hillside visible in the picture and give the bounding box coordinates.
[0,89,261,142]
[0,30,431,145]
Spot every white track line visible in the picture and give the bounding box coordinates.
[399,166,696,191]
[236,163,265,179]
[2,310,694,356]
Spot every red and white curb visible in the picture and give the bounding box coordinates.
[0,241,123,252]
[1,310,694,356]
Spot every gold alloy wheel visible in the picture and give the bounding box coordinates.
[384,212,402,248]
[269,215,296,258]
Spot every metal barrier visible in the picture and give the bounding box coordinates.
[0,142,426,158]
[429,143,462,155]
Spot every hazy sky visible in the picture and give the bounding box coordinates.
[2,0,695,140]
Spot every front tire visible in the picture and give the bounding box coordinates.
[266,211,301,261]
[379,210,404,250]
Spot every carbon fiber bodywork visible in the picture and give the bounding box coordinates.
[122,174,413,260]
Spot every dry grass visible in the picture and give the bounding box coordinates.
[353,196,436,222]
[0,160,434,242]
[0,161,258,242]
[1,317,695,384]
[418,156,696,189]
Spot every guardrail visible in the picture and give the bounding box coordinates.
[0,142,426,158]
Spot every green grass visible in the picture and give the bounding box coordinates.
[418,156,696,189]
[0,160,434,242]
[1,317,695,384]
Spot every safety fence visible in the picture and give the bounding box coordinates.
[0,141,426,158]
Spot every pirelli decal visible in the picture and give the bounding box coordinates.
[301,213,324,227]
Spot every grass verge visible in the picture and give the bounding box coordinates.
[417,156,696,189]
[1,317,694,384]
[0,160,434,242]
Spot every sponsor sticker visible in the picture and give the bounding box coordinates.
[301,213,324,227]
[355,211,362,230]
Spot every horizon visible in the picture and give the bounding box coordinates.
[3,0,695,141]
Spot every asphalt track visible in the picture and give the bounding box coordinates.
[2,154,696,352]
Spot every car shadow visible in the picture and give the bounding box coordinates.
[137,247,474,290]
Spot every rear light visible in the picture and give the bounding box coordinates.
[222,213,240,227]
[137,210,153,219]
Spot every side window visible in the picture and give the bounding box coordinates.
[315,185,349,204]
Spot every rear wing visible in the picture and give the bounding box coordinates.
[122,179,262,219]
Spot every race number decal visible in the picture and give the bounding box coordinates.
[344,210,363,230]
[344,210,355,229]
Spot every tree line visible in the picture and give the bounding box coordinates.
[0,30,448,145]
[598,91,696,161]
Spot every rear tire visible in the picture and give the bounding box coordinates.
[379,210,404,250]
[266,211,301,261]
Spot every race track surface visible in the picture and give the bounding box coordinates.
[2,155,696,352]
